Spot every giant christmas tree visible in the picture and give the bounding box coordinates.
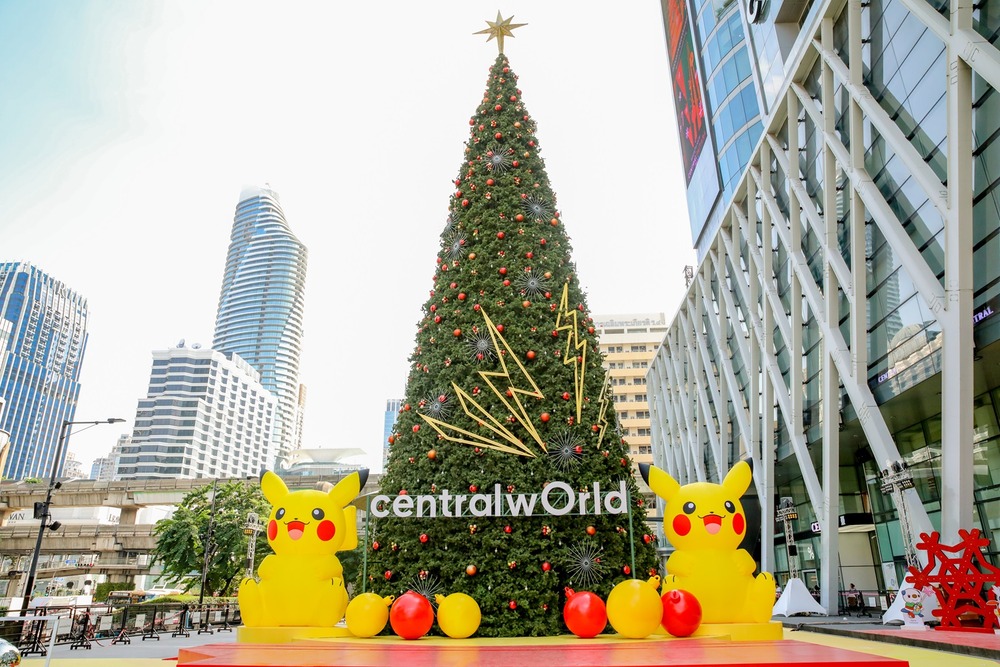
[365,20,658,637]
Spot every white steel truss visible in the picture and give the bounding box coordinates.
[649,0,985,613]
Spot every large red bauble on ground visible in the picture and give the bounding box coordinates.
[661,589,702,637]
[563,588,607,638]
[390,591,435,639]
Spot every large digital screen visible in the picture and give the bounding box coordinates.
[665,0,707,184]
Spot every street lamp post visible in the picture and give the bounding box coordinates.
[19,417,125,616]
[197,478,219,634]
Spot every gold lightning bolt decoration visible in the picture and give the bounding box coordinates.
[420,307,547,457]
[555,283,587,423]
[474,11,527,54]
[596,374,612,442]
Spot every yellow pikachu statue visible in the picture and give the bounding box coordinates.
[639,461,774,624]
[239,469,368,627]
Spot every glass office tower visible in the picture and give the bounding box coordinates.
[659,0,763,261]
[213,185,308,465]
[0,263,89,479]
[650,0,1000,613]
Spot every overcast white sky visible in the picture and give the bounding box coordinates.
[0,1,696,474]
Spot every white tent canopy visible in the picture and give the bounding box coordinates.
[772,577,826,617]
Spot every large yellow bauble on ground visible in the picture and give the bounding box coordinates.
[345,593,392,638]
[435,593,482,639]
[606,579,663,638]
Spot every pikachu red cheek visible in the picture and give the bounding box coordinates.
[317,520,336,541]
[733,513,745,535]
[672,515,691,536]
[268,520,277,540]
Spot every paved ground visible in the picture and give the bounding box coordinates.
[15,616,1000,667]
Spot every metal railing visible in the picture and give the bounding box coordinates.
[1,601,240,652]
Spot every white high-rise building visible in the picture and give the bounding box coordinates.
[115,342,276,479]
[90,434,129,481]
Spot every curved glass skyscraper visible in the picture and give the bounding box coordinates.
[213,185,308,464]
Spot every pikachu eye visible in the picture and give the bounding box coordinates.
[682,501,696,514]
[312,508,325,520]
[724,500,736,513]
[275,508,286,520]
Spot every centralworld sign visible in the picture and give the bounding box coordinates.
[369,480,629,519]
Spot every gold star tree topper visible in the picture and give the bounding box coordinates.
[474,11,527,54]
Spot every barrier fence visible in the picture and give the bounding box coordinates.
[0,602,240,655]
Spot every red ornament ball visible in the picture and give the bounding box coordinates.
[466,564,478,576]
[515,213,525,222]
[427,449,437,460]
[469,484,478,493]
[453,328,462,337]
[496,324,504,332]
[495,104,502,111]
[563,588,608,639]
[461,199,469,207]
[527,350,537,360]
[458,292,467,301]
[540,412,550,422]
[412,425,420,433]
[499,266,508,275]
[486,178,495,186]
[509,600,518,610]
[372,541,380,550]
[542,561,551,572]
[503,279,511,287]
[661,589,702,638]
[390,591,435,640]
[504,525,512,534]
[419,533,429,543]
[433,315,441,323]
[562,392,571,400]
[494,132,503,140]
[512,160,519,168]
[384,570,392,580]
[586,525,596,536]
[623,565,631,575]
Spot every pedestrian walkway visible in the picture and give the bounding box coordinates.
[777,613,1000,662]
[17,620,1000,667]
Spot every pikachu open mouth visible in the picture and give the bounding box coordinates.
[286,520,309,540]
[701,514,723,535]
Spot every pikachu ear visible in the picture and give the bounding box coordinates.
[339,505,358,550]
[639,463,680,503]
[723,460,752,497]
[260,470,289,505]
[329,470,366,509]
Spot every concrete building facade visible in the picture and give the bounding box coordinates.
[594,314,670,540]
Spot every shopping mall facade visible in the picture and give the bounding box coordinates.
[651,0,1000,613]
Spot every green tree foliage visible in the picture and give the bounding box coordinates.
[94,582,133,602]
[363,54,658,637]
[152,481,271,597]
